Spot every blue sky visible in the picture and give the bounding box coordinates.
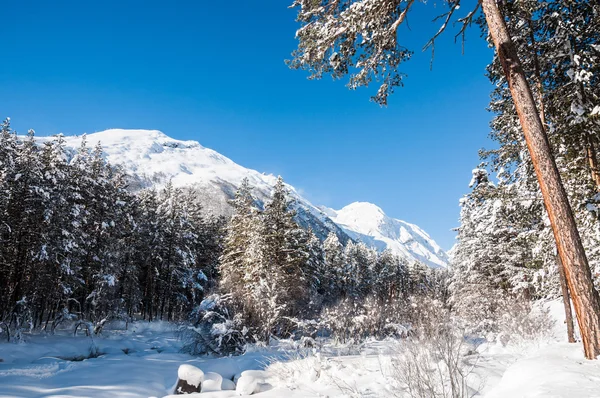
[1,0,495,250]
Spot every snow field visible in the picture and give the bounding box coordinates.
[1,300,600,397]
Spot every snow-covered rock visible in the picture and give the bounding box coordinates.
[326,202,449,268]
[235,375,258,395]
[201,372,223,392]
[175,364,204,394]
[221,378,236,391]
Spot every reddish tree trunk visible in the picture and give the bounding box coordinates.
[557,255,576,343]
[481,0,600,359]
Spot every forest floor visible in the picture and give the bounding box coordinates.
[0,300,599,398]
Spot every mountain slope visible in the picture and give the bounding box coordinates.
[48,129,447,266]
[51,129,349,243]
[325,202,449,268]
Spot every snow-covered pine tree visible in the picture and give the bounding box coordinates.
[0,119,18,319]
[132,188,160,320]
[343,241,375,299]
[1,130,45,326]
[322,231,345,302]
[372,249,408,302]
[257,176,311,335]
[218,178,259,307]
[305,228,325,306]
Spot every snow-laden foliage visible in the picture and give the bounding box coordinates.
[216,174,448,345]
[288,0,415,105]
[320,295,409,343]
[181,294,249,356]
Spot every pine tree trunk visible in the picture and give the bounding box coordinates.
[557,255,576,343]
[481,0,600,359]
[527,17,576,345]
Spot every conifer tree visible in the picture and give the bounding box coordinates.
[322,231,346,302]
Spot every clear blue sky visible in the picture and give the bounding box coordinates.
[1,0,495,251]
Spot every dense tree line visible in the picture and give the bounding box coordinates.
[0,120,224,337]
[214,176,445,345]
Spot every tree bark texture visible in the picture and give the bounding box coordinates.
[557,255,577,343]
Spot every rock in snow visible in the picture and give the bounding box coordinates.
[175,364,204,394]
[220,378,236,391]
[42,129,448,267]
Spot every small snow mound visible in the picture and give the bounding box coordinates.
[235,375,258,395]
[201,372,223,392]
[221,378,236,391]
[240,370,265,381]
[177,364,204,388]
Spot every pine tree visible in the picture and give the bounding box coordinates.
[343,241,375,299]
[259,176,311,332]
[322,231,345,302]
[219,178,259,305]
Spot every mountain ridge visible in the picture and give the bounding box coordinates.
[42,129,448,267]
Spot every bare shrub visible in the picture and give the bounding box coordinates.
[494,299,554,346]
[386,296,478,398]
[388,333,475,398]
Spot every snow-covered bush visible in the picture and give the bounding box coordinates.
[320,296,409,343]
[267,350,324,389]
[494,300,554,345]
[181,294,250,356]
[404,295,453,338]
[454,291,553,344]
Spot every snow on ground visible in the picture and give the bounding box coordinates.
[1,300,599,397]
[482,300,600,398]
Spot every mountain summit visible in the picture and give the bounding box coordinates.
[326,202,449,268]
[51,129,448,267]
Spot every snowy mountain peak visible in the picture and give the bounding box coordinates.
[341,202,386,217]
[327,202,449,268]
[56,129,257,190]
[334,202,387,234]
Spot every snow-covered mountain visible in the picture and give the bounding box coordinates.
[324,202,449,268]
[51,129,349,243]
[50,129,448,267]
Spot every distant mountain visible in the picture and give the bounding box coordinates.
[48,129,448,266]
[324,202,449,268]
